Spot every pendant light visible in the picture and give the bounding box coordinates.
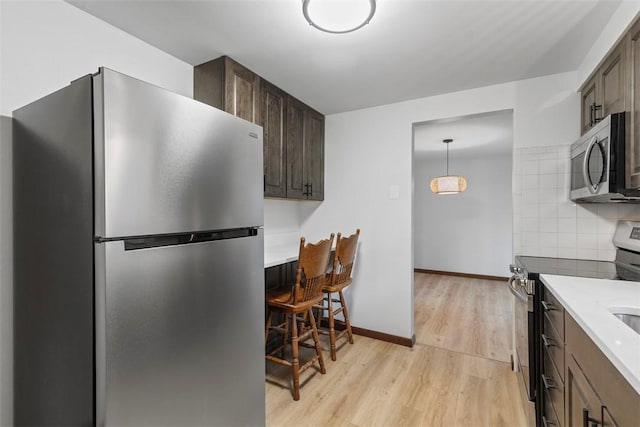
[302,0,376,34]
[430,139,467,194]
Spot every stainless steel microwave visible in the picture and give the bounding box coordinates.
[570,113,640,202]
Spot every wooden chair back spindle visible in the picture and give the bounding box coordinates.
[294,234,334,305]
[329,229,360,288]
[317,228,360,361]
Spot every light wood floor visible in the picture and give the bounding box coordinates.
[265,273,526,427]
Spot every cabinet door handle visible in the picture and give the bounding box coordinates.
[589,103,603,127]
[593,104,602,124]
[541,374,556,390]
[583,409,601,427]
[308,183,313,197]
[541,333,555,348]
[541,300,557,312]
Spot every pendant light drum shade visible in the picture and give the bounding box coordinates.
[302,0,376,34]
[430,175,467,194]
[430,139,467,195]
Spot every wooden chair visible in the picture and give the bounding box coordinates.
[265,234,334,401]
[317,229,360,361]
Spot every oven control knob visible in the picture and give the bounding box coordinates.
[509,264,522,274]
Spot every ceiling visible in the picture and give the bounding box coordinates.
[67,0,620,116]
[413,110,513,159]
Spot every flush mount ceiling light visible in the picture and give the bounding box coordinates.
[302,0,376,34]
[430,139,468,195]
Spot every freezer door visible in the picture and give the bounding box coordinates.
[94,68,263,239]
[95,230,265,426]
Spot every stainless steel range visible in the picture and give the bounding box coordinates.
[508,221,640,427]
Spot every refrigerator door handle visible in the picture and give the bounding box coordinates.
[98,227,260,251]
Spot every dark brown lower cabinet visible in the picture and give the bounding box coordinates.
[566,355,602,427]
[540,285,639,427]
[603,407,620,427]
[541,285,566,427]
[565,314,639,427]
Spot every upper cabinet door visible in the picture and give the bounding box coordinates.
[261,81,287,198]
[629,18,640,189]
[223,57,261,124]
[581,75,598,135]
[600,41,627,118]
[579,22,632,136]
[194,56,261,124]
[306,109,325,201]
[286,96,307,200]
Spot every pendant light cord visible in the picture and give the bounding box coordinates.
[446,142,449,175]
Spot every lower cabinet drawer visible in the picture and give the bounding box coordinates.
[543,312,565,383]
[542,345,565,427]
[542,288,564,340]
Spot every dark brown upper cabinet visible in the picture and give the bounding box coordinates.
[261,80,287,198]
[194,56,325,200]
[194,56,261,124]
[628,18,640,189]
[306,109,325,201]
[285,98,325,201]
[601,42,627,118]
[581,75,598,135]
[286,97,307,200]
[580,40,627,133]
[580,14,640,190]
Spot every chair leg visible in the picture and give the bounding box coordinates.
[339,290,354,344]
[265,310,273,344]
[327,292,337,361]
[308,308,326,374]
[290,313,300,401]
[281,313,289,360]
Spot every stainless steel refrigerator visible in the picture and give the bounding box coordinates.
[13,68,265,426]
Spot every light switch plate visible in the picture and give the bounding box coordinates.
[389,184,399,200]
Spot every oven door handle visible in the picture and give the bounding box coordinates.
[508,276,528,303]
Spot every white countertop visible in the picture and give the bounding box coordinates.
[264,232,300,268]
[540,274,640,394]
[264,245,299,268]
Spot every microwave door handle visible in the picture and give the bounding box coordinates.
[582,136,599,194]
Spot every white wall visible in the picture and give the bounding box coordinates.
[298,71,579,339]
[513,145,640,260]
[0,1,193,116]
[414,152,513,277]
[0,1,193,424]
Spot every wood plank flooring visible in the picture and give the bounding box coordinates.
[265,273,526,426]
[414,273,513,363]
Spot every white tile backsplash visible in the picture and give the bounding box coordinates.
[513,145,640,262]
[538,159,557,175]
[577,217,597,233]
[539,174,557,189]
